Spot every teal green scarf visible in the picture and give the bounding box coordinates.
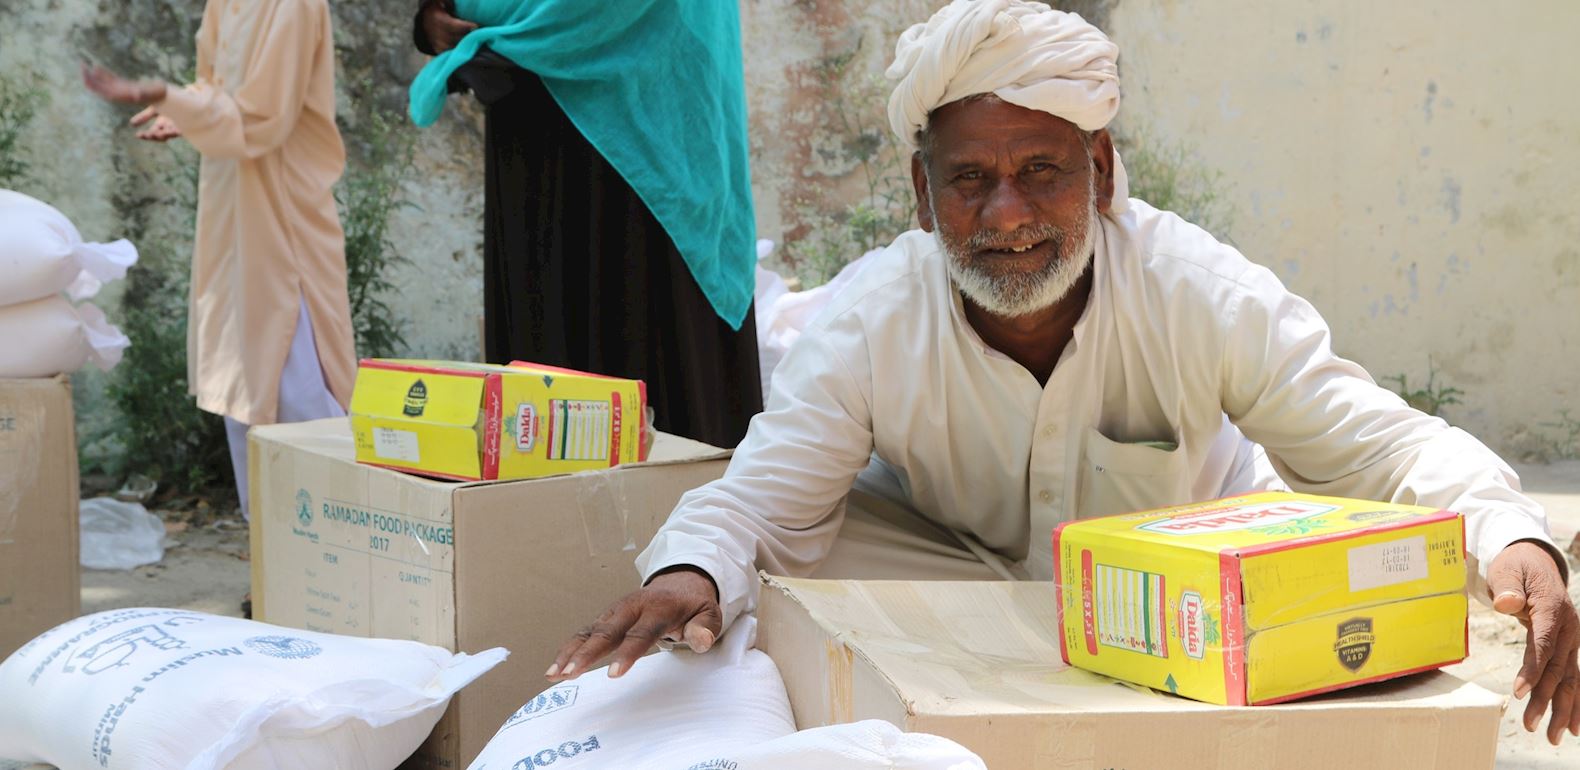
[409,0,756,330]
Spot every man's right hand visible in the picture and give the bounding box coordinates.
[546,566,723,682]
[130,108,180,142]
[420,2,478,54]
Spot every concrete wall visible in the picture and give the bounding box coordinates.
[740,0,1578,456]
[2,0,1572,457]
[1104,0,1580,455]
[0,0,487,360]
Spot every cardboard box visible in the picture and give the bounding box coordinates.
[0,376,81,661]
[350,359,647,482]
[1052,492,1468,705]
[249,417,729,770]
[758,576,1503,770]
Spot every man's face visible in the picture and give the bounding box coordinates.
[912,97,1115,318]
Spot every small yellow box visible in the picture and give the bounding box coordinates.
[1052,492,1467,705]
[349,359,647,481]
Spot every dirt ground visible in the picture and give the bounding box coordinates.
[4,462,1580,769]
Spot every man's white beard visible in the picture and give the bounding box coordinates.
[933,180,1099,319]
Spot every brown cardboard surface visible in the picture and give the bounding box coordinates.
[758,575,1506,770]
[0,376,80,661]
[250,417,730,770]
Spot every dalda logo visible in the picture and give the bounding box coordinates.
[517,403,539,452]
[1335,617,1375,672]
[1138,501,1339,536]
[403,379,429,417]
[1177,591,1206,660]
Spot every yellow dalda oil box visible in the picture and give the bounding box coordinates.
[349,359,647,481]
[1052,492,1467,705]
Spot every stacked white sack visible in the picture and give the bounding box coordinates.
[468,616,795,769]
[469,616,986,770]
[715,720,988,770]
[0,296,129,377]
[753,241,882,404]
[0,608,507,770]
[0,190,135,376]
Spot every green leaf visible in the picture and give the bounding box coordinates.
[1203,610,1222,646]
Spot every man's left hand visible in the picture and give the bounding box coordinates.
[1487,540,1580,745]
[82,63,166,106]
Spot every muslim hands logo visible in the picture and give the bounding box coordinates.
[296,488,313,527]
[244,636,323,660]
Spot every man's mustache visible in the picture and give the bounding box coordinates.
[962,222,1066,253]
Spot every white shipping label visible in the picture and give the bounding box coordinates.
[372,428,421,463]
[1347,535,1428,592]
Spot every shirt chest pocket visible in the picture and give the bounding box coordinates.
[1075,427,1189,520]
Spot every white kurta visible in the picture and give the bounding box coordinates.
[155,0,356,426]
[638,199,1560,631]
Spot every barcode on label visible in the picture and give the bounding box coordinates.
[1348,536,1428,592]
[373,428,421,463]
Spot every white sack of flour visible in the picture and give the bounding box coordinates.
[705,720,988,770]
[0,295,129,377]
[0,608,507,770]
[753,244,882,403]
[0,190,138,306]
[467,617,794,770]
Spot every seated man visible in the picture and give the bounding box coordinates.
[551,0,1579,743]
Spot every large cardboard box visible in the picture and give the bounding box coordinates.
[0,376,80,661]
[758,575,1504,769]
[1052,492,1468,705]
[249,417,730,770]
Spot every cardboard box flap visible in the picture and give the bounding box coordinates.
[253,417,358,458]
[642,433,732,466]
[254,419,730,486]
[760,575,1502,717]
[1069,492,1455,555]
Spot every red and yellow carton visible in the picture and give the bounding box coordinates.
[349,359,646,481]
[1052,492,1467,706]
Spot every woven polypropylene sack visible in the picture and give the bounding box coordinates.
[0,608,506,770]
[0,190,137,306]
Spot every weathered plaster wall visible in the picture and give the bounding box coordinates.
[0,0,489,361]
[3,0,1571,456]
[1106,0,1580,454]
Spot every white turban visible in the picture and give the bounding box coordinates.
[887,0,1129,213]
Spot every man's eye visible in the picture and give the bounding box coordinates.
[955,171,984,182]
[1025,162,1053,174]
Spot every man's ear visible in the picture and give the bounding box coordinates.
[911,151,935,232]
[1090,129,1116,214]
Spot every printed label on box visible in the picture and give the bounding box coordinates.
[1094,563,1169,658]
[373,428,421,463]
[547,400,610,462]
[1347,536,1428,592]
